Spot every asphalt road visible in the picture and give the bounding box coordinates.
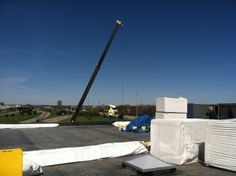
[41,115,70,123]
[20,111,50,123]
[0,125,235,176]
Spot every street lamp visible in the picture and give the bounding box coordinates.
[136,93,139,116]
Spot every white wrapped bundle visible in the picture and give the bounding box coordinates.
[156,97,187,113]
[151,119,211,165]
[155,97,187,119]
[205,119,236,172]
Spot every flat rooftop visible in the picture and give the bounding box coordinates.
[0,125,235,176]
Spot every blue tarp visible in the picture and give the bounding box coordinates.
[125,114,152,133]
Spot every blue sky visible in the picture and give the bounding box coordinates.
[0,0,236,105]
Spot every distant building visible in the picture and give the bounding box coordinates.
[187,104,213,119]
[187,103,236,119]
[0,104,10,111]
[218,103,236,119]
[57,100,62,107]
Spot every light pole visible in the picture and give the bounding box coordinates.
[141,99,143,115]
[136,93,139,116]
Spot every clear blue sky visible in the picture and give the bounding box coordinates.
[0,0,236,105]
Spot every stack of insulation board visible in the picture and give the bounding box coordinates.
[150,119,211,165]
[155,97,187,119]
[205,119,236,172]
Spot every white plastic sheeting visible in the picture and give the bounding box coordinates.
[23,158,43,176]
[112,121,130,127]
[205,119,236,172]
[151,119,211,165]
[23,141,147,167]
[0,123,59,129]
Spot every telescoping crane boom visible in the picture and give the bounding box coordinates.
[71,20,123,124]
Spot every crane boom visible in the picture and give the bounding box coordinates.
[71,20,123,124]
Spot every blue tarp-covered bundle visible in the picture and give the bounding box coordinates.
[126,114,152,133]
